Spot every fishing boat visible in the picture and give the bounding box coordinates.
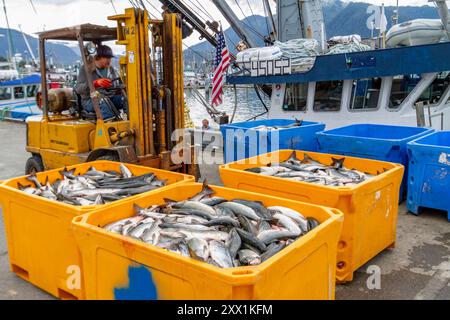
[218,0,450,131]
[0,62,19,81]
[0,74,41,121]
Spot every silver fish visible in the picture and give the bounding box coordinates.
[210,240,234,268]
[257,230,298,245]
[238,249,261,266]
[261,242,286,262]
[128,218,155,239]
[247,152,375,187]
[273,213,302,236]
[217,202,261,221]
[170,201,217,217]
[203,217,240,228]
[235,228,267,252]
[226,228,242,259]
[141,222,162,244]
[20,165,167,206]
[187,238,209,262]
[159,223,213,232]
[268,206,308,233]
[120,164,133,178]
[232,199,272,220]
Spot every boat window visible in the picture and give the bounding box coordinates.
[350,78,382,110]
[0,87,12,101]
[283,83,307,112]
[313,81,343,112]
[14,86,25,99]
[389,74,421,109]
[417,71,450,105]
[26,85,39,98]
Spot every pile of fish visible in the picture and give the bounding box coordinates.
[245,152,377,187]
[18,164,167,206]
[103,183,320,268]
[252,119,303,131]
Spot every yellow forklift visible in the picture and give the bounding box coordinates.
[26,8,194,174]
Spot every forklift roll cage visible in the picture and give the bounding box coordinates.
[27,8,193,175]
[38,24,118,122]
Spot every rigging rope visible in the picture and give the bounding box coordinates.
[262,1,270,37]
[191,0,215,21]
[138,0,147,11]
[110,0,117,14]
[183,42,210,61]
[28,0,37,14]
[183,0,211,24]
[232,0,266,41]
[245,0,258,31]
[143,0,161,19]
[127,0,138,9]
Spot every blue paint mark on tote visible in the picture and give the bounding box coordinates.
[114,265,158,300]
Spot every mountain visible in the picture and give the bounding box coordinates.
[328,2,439,38]
[184,0,440,69]
[0,27,79,66]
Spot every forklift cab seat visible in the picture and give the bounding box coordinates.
[74,91,118,122]
[73,91,97,120]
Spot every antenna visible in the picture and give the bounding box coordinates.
[393,0,400,25]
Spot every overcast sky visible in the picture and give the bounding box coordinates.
[0,0,435,48]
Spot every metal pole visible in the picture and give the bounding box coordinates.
[39,37,48,121]
[433,0,450,39]
[263,0,277,40]
[211,0,257,48]
[415,101,425,127]
[19,25,38,65]
[427,102,433,127]
[397,0,399,23]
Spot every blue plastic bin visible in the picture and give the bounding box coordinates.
[316,124,434,200]
[221,119,326,163]
[407,131,450,221]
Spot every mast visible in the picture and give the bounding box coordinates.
[211,0,258,48]
[263,0,277,40]
[159,0,218,47]
[393,0,400,25]
[432,0,450,39]
[277,0,326,50]
[2,0,16,68]
[19,25,38,66]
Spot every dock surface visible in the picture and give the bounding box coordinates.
[0,121,448,300]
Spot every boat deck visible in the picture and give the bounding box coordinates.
[0,121,448,300]
[0,103,41,121]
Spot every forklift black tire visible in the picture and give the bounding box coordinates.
[95,153,120,162]
[25,156,44,175]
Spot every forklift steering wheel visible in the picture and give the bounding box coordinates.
[97,85,125,97]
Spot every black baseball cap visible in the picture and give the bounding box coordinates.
[96,45,115,58]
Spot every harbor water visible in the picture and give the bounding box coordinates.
[184,86,270,128]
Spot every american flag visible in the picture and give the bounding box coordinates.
[211,29,230,107]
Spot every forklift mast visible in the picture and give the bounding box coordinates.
[109,8,185,166]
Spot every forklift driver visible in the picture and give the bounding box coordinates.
[75,45,127,120]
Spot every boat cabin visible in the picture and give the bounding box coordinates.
[227,42,450,130]
[0,74,41,105]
